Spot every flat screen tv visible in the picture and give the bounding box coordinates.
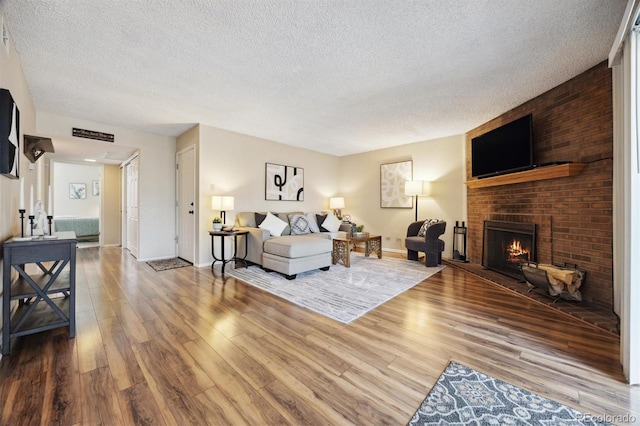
[471,114,533,178]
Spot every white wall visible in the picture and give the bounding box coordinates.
[339,134,467,254]
[36,113,176,261]
[51,161,100,217]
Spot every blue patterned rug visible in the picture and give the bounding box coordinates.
[409,361,612,425]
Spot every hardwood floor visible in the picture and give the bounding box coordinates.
[1,247,638,425]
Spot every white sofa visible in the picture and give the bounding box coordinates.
[234,211,348,279]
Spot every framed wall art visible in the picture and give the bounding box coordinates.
[0,88,20,179]
[380,160,413,208]
[265,162,304,201]
[92,180,100,196]
[69,183,87,199]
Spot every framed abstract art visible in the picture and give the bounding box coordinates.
[69,183,87,199]
[380,160,413,208]
[265,162,304,201]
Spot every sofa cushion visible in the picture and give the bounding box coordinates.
[258,212,288,236]
[320,213,341,233]
[316,214,328,231]
[236,212,257,228]
[263,235,332,259]
[277,212,293,235]
[255,212,267,226]
[306,213,321,233]
[288,213,311,235]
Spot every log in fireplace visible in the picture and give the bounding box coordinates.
[482,220,536,280]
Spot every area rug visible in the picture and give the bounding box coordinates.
[147,257,192,272]
[226,253,444,323]
[408,361,612,425]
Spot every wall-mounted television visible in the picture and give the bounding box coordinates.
[471,114,533,179]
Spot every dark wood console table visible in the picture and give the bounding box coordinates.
[2,232,77,355]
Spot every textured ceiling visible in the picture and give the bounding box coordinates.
[0,0,627,157]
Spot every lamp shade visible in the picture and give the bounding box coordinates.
[329,197,345,209]
[212,195,234,211]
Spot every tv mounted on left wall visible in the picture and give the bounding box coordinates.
[0,88,20,179]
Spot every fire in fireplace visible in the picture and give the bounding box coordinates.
[482,220,536,279]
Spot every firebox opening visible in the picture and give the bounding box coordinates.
[482,221,536,280]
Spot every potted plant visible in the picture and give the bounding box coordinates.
[354,224,367,238]
[213,216,223,231]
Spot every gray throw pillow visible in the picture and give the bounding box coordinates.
[288,213,311,235]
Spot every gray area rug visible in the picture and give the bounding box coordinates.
[226,253,444,323]
[147,257,192,272]
[408,361,613,425]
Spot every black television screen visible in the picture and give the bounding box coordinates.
[471,114,533,178]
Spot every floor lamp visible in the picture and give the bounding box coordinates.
[404,181,431,222]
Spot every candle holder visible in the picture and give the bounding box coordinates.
[28,215,35,237]
[47,215,53,235]
[19,209,26,237]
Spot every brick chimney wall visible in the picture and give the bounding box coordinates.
[466,61,613,309]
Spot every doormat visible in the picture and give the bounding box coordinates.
[408,361,613,425]
[147,257,192,272]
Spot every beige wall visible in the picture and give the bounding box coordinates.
[195,125,340,266]
[0,12,37,243]
[338,134,467,254]
[101,164,121,246]
[186,123,465,265]
[37,112,176,261]
[0,11,37,336]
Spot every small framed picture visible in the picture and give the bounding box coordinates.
[92,180,100,196]
[69,183,86,199]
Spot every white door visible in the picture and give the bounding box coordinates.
[126,156,139,258]
[176,147,196,263]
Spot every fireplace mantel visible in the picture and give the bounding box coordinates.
[465,163,586,189]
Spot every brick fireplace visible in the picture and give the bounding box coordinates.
[465,61,613,310]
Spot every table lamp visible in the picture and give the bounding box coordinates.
[329,197,345,219]
[212,195,234,224]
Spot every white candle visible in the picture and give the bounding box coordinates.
[19,177,24,210]
[48,185,52,216]
[29,185,33,216]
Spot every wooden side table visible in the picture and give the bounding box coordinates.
[332,234,382,268]
[209,230,249,273]
[332,238,352,267]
